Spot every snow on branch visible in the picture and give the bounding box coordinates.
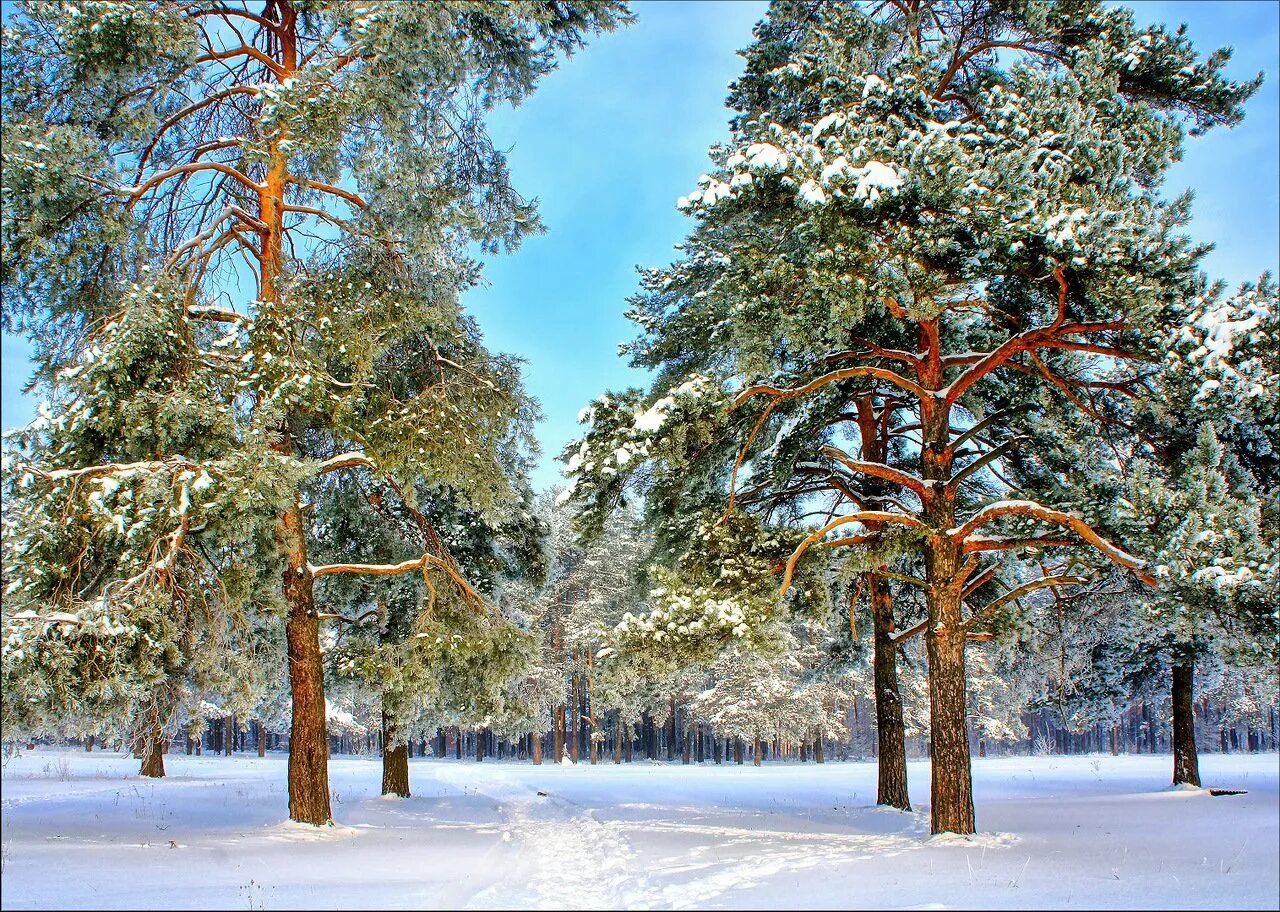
[819,444,927,496]
[779,511,924,595]
[961,573,1089,632]
[950,500,1154,585]
[309,551,480,604]
[37,456,208,483]
[733,365,929,410]
[313,452,376,475]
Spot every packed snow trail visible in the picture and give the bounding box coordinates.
[431,763,659,909]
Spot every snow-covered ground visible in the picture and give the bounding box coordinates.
[1,749,1275,910]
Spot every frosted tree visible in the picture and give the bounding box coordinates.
[1,0,627,823]
[318,469,543,795]
[1112,277,1278,785]
[528,493,651,763]
[564,0,1259,833]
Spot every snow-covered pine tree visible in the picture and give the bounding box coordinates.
[528,493,652,764]
[318,467,544,796]
[1113,276,1278,786]
[565,0,1259,833]
[1,0,627,824]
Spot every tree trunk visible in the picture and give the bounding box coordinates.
[614,720,624,764]
[870,573,911,810]
[554,704,566,762]
[532,729,543,765]
[85,735,95,752]
[814,734,824,764]
[752,735,762,767]
[476,728,485,762]
[1172,663,1201,787]
[919,403,976,835]
[139,708,166,778]
[281,501,332,825]
[925,612,974,834]
[668,697,677,761]
[256,721,267,757]
[381,710,410,797]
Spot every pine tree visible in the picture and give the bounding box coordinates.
[563,0,1258,833]
[1,0,627,823]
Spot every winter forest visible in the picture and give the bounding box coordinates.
[0,0,1277,909]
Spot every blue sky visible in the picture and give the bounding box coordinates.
[2,0,1277,492]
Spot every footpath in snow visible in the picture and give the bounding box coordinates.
[1,749,1276,910]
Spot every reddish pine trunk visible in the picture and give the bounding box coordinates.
[921,408,975,835]
[1172,663,1201,787]
[281,501,332,825]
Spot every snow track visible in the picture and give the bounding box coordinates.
[432,765,659,909]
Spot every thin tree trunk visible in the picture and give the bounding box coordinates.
[870,573,911,810]
[668,697,677,761]
[1172,663,1201,787]
[476,728,485,762]
[814,733,824,764]
[85,735,95,752]
[256,721,267,757]
[753,735,762,767]
[532,728,543,765]
[614,719,624,764]
[570,667,580,764]
[554,704,566,762]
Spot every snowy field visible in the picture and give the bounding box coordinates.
[1,749,1276,910]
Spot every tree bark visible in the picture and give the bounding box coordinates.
[814,733,824,764]
[281,501,332,825]
[1172,663,1201,787]
[139,708,166,778]
[570,669,581,764]
[381,710,410,797]
[554,704,566,762]
[869,573,911,810]
[668,697,677,761]
[532,729,543,765]
[85,735,95,752]
[918,394,976,835]
[752,735,762,767]
[256,721,267,757]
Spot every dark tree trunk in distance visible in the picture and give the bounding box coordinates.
[870,576,910,808]
[1172,663,1201,787]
